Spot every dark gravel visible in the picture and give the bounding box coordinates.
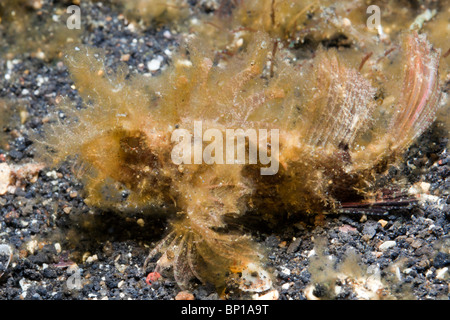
[0,0,448,300]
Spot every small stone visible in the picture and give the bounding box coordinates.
[373,251,383,258]
[433,252,450,268]
[43,268,57,279]
[54,243,61,254]
[46,170,58,180]
[63,207,72,214]
[86,254,98,264]
[147,59,161,72]
[417,259,430,269]
[136,218,145,227]
[403,268,412,274]
[307,249,316,258]
[120,54,131,62]
[252,289,279,300]
[175,291,195,300]
[378,219,388,228]
[419,182,431,193]
[19,249,28,258]
[342,17,351,27]
[26,240,38,255]
[0,163,11,195]
[411,239,424,249]
[362,223,377,239]
[415,245,433,257]
[281,283,291,290]
[69,191,78,198]
[127,23,136,32]
[82,252,91,263]
[339,224,357,233]
[20,110,29,124]
[287,238,301,254]
[280,266,291,276]
[379,241,396,251]
[436,267,448,280]
[31,293,42,300]
[31,0,43,10]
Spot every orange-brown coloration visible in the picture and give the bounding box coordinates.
[36,27,444,292]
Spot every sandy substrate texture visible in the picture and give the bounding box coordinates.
[0,1,449,300]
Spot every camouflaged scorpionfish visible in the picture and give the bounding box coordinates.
[37,24,443,296]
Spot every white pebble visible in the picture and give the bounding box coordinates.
[403,268,412,274]
[46,170,58,180]
[436,267,448,280]
[126,23,136,32]
[163,30,172,39]
[26,240,38,255]
[86,254,98,264]
[19,278,31,294]
[164,49,172,57]
[147,59,161,72]
[281,283,290,290]
[307,249,316,257]
[378,241,396,251]
[280,266,291,276]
